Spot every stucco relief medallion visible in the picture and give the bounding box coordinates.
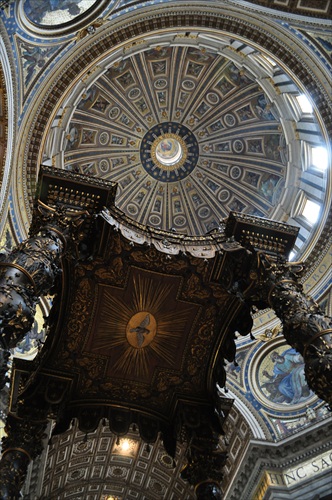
[206,92,219,105]
[98,159,109,173]
[218,189,230,202]
[233,140,244,153]
[230,165,242,180]
[224,113,236,126]
[68,468,86,481]
[173,215,186,227]
[149,214,161,226]
[128,87,141,99]
[99,132,109,146]
[109,107,120,119]
[73,440,93,454]
[154,79,167,89]
[182,80,195,90]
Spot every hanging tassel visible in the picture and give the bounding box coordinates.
[146,444,151,453]
[116,436,120,446]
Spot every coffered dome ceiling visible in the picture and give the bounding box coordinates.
[43,30,328,260]
[64,46,288,233]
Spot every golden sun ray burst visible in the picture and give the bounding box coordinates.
[91,270,199,379]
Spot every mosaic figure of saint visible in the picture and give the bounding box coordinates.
[262,348,311,404]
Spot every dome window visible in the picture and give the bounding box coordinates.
[296,94,313,114]
[302,199,320,224]
[311,146,328,171]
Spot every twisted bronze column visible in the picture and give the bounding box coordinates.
[0,202,86,352]
[0,228,64,350]
[221,212,332,407]
[250,252,332,406]
[180,409,227,499]
[0,412,48,499]
[0,202,87,498]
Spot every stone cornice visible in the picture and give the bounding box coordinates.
[226,0,332,20]
[226,417,332,499]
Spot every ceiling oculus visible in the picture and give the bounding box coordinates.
[140,123,199,182]
[152,135,186,169]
